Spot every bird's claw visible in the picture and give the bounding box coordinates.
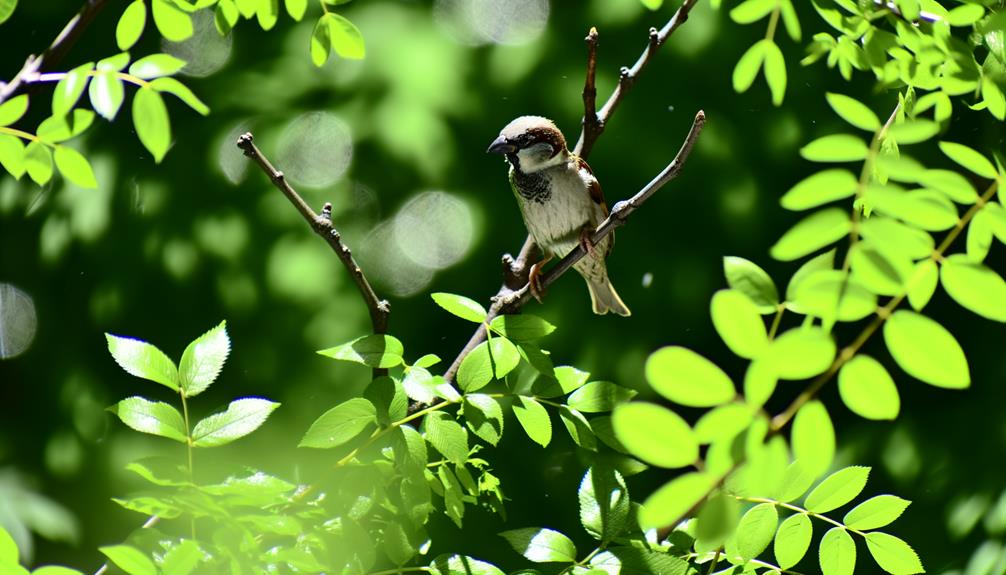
[579,227,596,257]
[529,262,545,302]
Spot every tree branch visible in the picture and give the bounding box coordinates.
[575,0,701,158]
[236,133,391,377]
[0,0,109,105]
[443,4,704,385]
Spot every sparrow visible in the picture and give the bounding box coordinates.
[487,116,630,316]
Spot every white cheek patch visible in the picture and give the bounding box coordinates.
[518,143,564,172]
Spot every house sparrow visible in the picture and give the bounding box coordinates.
[487,116,630,316]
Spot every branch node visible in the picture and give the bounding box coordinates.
[648,26,660,46]
[321,202,334,221]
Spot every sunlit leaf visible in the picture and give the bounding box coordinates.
[775,513,812,570]
[132,87,171,162]
[612,402,697,468]
[884,310,970,389]
[327,13,365,59]
[112,397,187,442]
[733,40,767,93]
[499,528,576,563]
[771,208,851,261]
[819,527,856,575]
[99,545,157,575]
[864,532,924,574]
[191,397,279,447]
[0,94,28,126]
[152,0,193,41]
[513,396,551,448]
[424,411,469,465]
[639,471,713,528]
[463,394,503,446]
[792,400,835,479]
[765,327,836,380]
[940,254,1006,322]
[801,134,869,162]
[53,145,97,188]
[299,397,375,448]
[723,256,779,312]
[844,495,911,530]
[317,334,404,368]
[736,503,778,560]
[52,62,92,117]
[149,77,209,115]
[567,381,636,413]
[431,292,486,323]
[0,133,25,178]
[178,320,229,396]
[646,346,735,406]
[711,289,769,359]
[0,0,16,25]
[24,140,53,185]
[285,0,307,20]
[763,40,786,106]
[826,93,881,131]
[781,169,859,211]
[129,53,187,79]
[939,141,997,178]
[837,355,900,420]
[489,314,555,342]
[805,466,870,513]
[106,333,179,390]
[116,0,147,51]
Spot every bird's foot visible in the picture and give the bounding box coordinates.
[579,227,596,257]
[528,254,553,302]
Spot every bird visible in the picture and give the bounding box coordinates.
[487,115,630,316]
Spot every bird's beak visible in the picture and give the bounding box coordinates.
[486,136,516,155]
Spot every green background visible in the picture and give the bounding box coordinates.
[0,0,1003,571]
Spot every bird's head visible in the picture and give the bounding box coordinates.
[487,116,569,173]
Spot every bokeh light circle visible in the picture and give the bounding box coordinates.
[434,0,549,46]
[275,112,353,188]
[0,283,37,359]
[162,9,232,78]
[393,191,474,271]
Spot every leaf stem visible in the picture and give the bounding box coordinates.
[765,4,781,41]
[738,495,866,537]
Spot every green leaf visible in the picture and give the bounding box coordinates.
[646,346,735,407]
[285,0,307,20]
[500,528,576,563]
[52,63,92,117]
[827,93,881,131]
[711,289,768,359]
[99,545,157,575]
[770,208,851,261]
[557,405,595,450]
[129,53,187,79]
[429,554,504,575]
[317,334,404,368]
[402,366,436,404]
[256,0,280,30]
[53,145,97,188]
[612,402,697,468]
[844,495,911,530]
[112,397,187,442]
[639,471,713,528]
[696,490,740,548]
[781,169,859,211]
[178,320,229,397]
[792,400,835,480]
[640,0,663,8]
[776,461,816,503]
[0,133,25,178]
[801,134,869,162]
[132,87,171,162]
[940,254,1006,322]
[791,269,876,322]
[152,0,193,41]
[310,15,331,66]
[730,0,775,24]
[116,0,147,50]
[736,503,778,560]
[24,140,53,185]
[775,513,812,570]
[805,466,870,513]
[106,333,179,390]
[149,77,209,116]
[457,337,519,391]
[786,249,835,303]
[160,540,203,575]
[850,242,910,296]
[0,0,16,25]
[864,532,924,574]
[567,381,636,413]
[907,260,938,311]
[867,186,958,231]
[463,394,504,446]
[733,40,767,93]
[489,314,555,341]
[884,310,970,389]
[424,412,469,465]
[939,141,997,179]
[779,0,801,41]
[888,120,940,145]
[215,0,238,34]
[918,169,977,204]
[299,397,376,448]
[765,327,835,380]
[694,403,753,444]
[947,3,984,26]
[513,396,551,447]
[0,94,28,126]
[579,466,630,542]
[191,397,279,447]
[97,52,130,72]
[37,109,95,143]
[819,527,856,575]
[326,13,365,59]
[431,292,487,323]
[859,217,934,260]
[723,256,778,312]
[32,567,84,575]
[838,355,900,420]
[763,40,786,106]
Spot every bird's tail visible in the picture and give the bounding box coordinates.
[585,274,631,317]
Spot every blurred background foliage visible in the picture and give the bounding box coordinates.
[0,0,1004,572]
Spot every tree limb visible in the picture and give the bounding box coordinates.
[443,3,704,385]
[0,0,109,104]
[236,133,391,377]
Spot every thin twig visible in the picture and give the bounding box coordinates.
[575,0,701,158]
[443,4,703,384]
[236,133,391,377]
[0,0,109,105]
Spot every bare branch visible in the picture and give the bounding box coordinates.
[575,0,701,159]
[0,0,109,104]
[580,27,601,153]
[236,133,391,376]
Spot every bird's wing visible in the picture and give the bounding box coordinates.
[575,156,613,252]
